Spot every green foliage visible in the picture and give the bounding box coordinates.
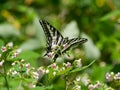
[0,0,120,89]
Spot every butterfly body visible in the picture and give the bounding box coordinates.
[39,20,87,61]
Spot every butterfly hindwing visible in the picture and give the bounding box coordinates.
[62,38,87,52]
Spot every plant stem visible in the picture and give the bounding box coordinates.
[3,62,9,90]
[65,76,69,90]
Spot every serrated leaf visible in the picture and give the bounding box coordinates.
[70,60,96,73]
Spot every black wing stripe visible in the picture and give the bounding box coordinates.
[62,38,87,53]
[57,35,63,45]
[39,20,53,51]
[40,20,52,41]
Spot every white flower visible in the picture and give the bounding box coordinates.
[73,85,81,90]
[65,62,71,68]
[81,75,90,86]
[114,72,120,80]
[76,77,81,82]
[63,62,71,68]
[32,84,36,88]
[7,42,13,48]
[1,46,6,52]
[12,62,16,66]
[0,60,4,67]
[53,72,56,76]
[16,49,22,53]
[45,69,49,74]
[76,85,81,90]
[47,52,54,58]
[12,71,18,76]
[11,52,19,58]
[32,72,39,80]
[37,67,45,74]
[94,81,103,88]
[25,63,30,68]
[21,59,24,62]
[51,63,57,69]
[62,67,65,70]
[105,72,114,81]
[63,43,68,49]
[88,84,95,90]
[76,59,82,67]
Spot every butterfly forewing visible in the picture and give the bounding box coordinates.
[39,19,87,60]
[39,20,64,52]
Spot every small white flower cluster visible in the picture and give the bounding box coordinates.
[47,52,54,58]
[7,59,37,80]
[73,74,106,90]
[73,59,82,68]
[106,72,120,81]
[81,75,90,86]
[11,49,22,58]
[1,46,7,52]
[0,42,21,59]
[114,72,120,80]
[38,62,72,78]
[1,42,13,52]
[88,81,103,90]
[49,63,58,70]
[105,72,114,81]
[0,42,14,67]
[63,62,71,68]
[37,67,45,75]
[74,74,90,88]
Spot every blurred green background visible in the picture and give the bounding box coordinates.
[0,0,120,89]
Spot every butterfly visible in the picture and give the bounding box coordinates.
[39,19,87,61]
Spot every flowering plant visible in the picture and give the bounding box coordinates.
[0,41,118,90]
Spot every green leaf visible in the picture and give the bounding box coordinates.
[57,67,73,75]
[82,33,101,60]
[33,17,46,47]
[32,87,46,90]
[0,24,20,38]
[70,60,96,73]
[0,39,4,49]
[16,50,40,67]
[91,64,112,81]
[100,10,120,21]
[17,50,40,61]
[62,21,80,39]
[20,39,42,50]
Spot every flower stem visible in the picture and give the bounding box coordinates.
[3,62,9,90]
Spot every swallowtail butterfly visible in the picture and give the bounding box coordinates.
[39,20,87,61]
